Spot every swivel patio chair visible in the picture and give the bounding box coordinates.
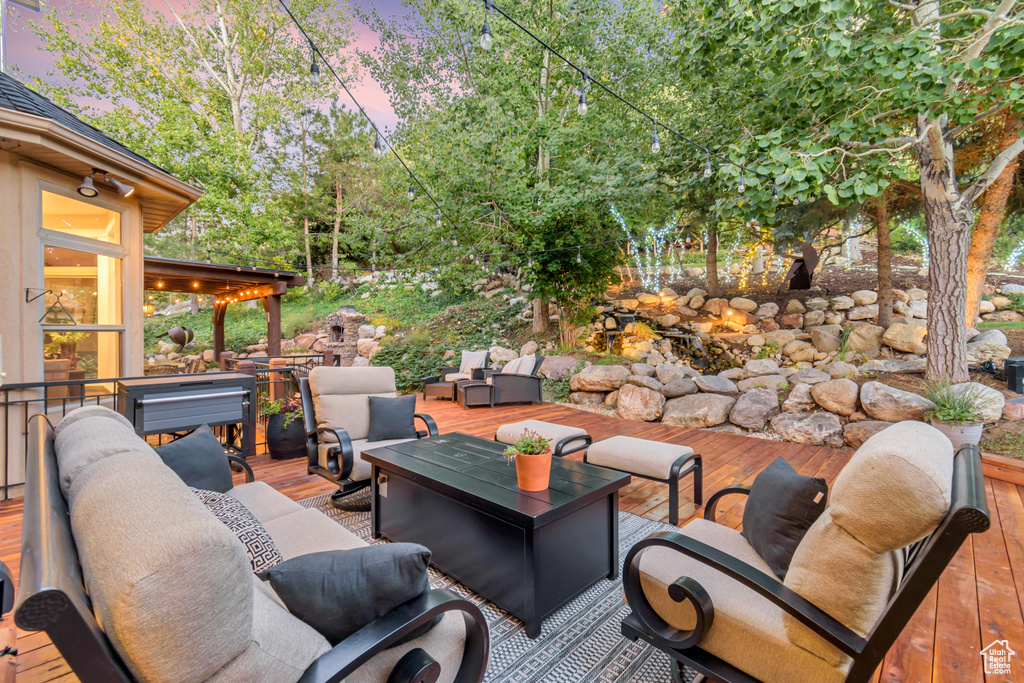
[300,366,438,510]
[620,421,990,683]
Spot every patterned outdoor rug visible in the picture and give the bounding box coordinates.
[301,493,695,683]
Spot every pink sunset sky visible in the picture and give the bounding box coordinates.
[3,0,406,129]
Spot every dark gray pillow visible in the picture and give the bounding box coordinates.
[367,395,418,442]
[741,457,827,580]
[191,487,283,574]
[259,544,438,645]
[155,425,233,493]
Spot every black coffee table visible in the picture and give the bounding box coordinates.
[362,432,630,638]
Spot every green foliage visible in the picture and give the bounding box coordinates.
[1005,293,1024,314]
[837,326,853,363]
[754,342,778,360]
[629,322,657,342]
[260,396,303,428]
[922,381,984,425]
[503,430,553,462]
[544,361,584,403]
[369,336,448,394]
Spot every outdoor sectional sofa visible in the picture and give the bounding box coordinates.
[14,405,489,683]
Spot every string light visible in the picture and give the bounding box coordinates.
[577,72,588,116]
[772,185,779,201]
[651,122,661,154]
[407,182,415,201]
[576,247,582,264]
[703,151,713,179]
[436,210,443,227]
[738,176,746,193]
[373,133,382,156]
[1006,236,1024,270]
[309,52,320,85]
[480,0,494,51]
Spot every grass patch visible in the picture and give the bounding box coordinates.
[980,432,1024,459]
[978,321,1024,329]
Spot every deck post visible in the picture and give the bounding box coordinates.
[263,294,282,356]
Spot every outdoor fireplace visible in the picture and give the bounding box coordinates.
[324,307,366,367]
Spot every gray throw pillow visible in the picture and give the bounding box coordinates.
[191,487,284,574]
[367,395,418,442]
[741,457,827,580]
[259,544,438,645]
[155,425,234,493]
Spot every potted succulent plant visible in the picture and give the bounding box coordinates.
[923,381,986,451]
[262,396,306,460]
[504,430,553,492]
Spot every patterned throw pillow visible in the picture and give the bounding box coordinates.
[190,487,284,574]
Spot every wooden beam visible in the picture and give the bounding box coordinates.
[216,282,288,305]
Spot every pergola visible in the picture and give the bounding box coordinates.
[143,256,305,359]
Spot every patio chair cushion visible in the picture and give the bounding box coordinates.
[262,508,368,560]
[586,436,693,480]
[317,438,416,482]
[741,457,827,580]
[69,450,330,682]
[443,372,472,382]
[637,518,846,683]
[783,421,951,667]
[310,367,398,442]
[155,424,234,493]
[228,481,306,524]
[458,350,488,375]
[54,404,133,438]
[345,611,467,683]
[367,395,418,442]
[54,414,161,500]
[495,420,587,447]
[260,544,433,645]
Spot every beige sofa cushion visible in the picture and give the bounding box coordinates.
[637,518,845,683]
[317,438,414,482]
[346,610,467,683]
[587,436,693,480]
[309,367,398,441]
[443,372,471,382]
[458,350,488,374]
[54,405,133,438]
[55,415,160,499]
[495,420,587,446]
[263,508,368,560]
[228,481,306,524]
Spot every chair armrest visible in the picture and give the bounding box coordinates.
[471,367,493,380]
[703,485,751,521]
[298,589,489,683]
[553,433,592,458]
[307,427,355,481]
[414,414,439,437]
[421,375,441,385]
[226,455,254,483]
[622,531,865,656]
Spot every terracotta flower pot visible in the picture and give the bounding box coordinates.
[930,419,984,452]
[514,449,553,491]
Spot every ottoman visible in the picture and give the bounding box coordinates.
[494,419,592,458]
[586,435,702,525]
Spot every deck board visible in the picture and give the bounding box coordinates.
[4,398,1020,682]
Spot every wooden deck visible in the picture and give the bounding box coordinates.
[5,398,1024,682]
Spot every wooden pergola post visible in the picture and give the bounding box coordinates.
[213,301,227,363]
[262,294,282,356]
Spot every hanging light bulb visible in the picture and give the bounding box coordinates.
[528,253,533,268]
[772,185,779,201]
[407,183,415,201]
[577,72,588,116]
[436,210,443,227]
[452,234,458,247]
[373,133,383,155]
[738,175,746,193]
[651,121,661,154]
[703,151,713,179]
[793,196,801,205]
[309,54,321,85]
[480,20,492,50]
[576,247,582,264]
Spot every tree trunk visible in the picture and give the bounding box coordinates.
[965,111,1022,326]
[873,204,893,330]
[532,297,550,334]
[332,183,342,281]
[918,124,972,383]
[705,232,721,297]
[190,293,199,316]
[303,215,313,284]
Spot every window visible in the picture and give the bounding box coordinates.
[39,188,127,380]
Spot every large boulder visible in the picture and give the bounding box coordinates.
[520,340,539,356]
[786,299,806,314]
[782,340,816,363]
[823,361,859,380]
[952,382,1006,423]
[616,384,666,422]
[662,378,699,398]
[1003,283,1024,294]
[966,338,1012,364]
[847,324,885,357]
[830,296,855,311]
[357,324,376,339]
[694,375,739,395]
[764,330,797,347]
[569,364,630,392]
[539,356,580,381]
[704,298,729,316]
[637,293,661,307]
[631,363,656,377]
[805,297,829,311]
[907,288,928,300]
[810,328,841,353]
[770,412,844,447]
[738,375,789,392]
[357,338,380,358]
[789,368,832,385]
[811,378,860,416]
[780,313,804,329]
[982,310,1024,323]
[730,388,781,430]
[909,299,929,319]
[972,329,1008,346]
[627,374,664,392]
[782,383,816,413]
[755,302,779,319]
[852,290,878,306]
[860,381,935,421]
[882,323,928,354]
[843,420,894,448]
[847,305,879,321]
[662,394,737,428]
[656,364,700,384]
[744,359,781,377]
[489,345,519,363]
[729,297,758,313]
[569,391,605,405]
[803,310,826,327]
